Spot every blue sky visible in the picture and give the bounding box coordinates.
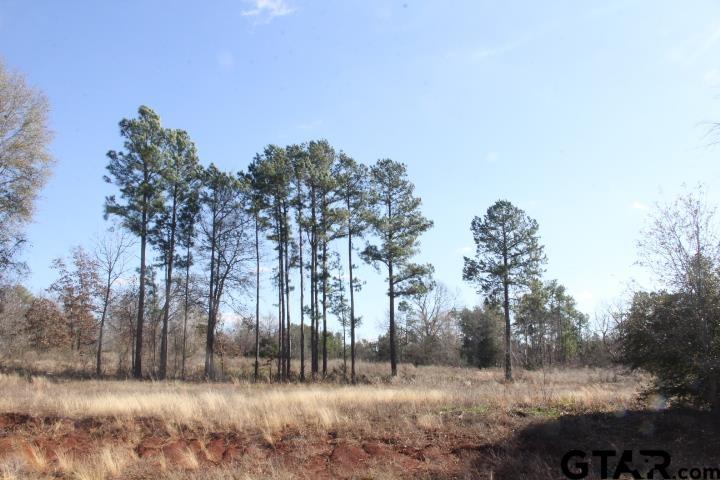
[2,0,720,339]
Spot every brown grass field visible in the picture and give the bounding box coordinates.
[0,362,717,479]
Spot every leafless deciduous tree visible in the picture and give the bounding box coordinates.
[0,60,53,279]
[49,247,101,352]
[0,285,33,357]
[200,166,254,379]
[94,227,134,376]
[637,187,720,294]
[25,297,68,351]
[624,187,720,409]
[401,282,460,365]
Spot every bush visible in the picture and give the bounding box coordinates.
[457,306,502,368]
[619,289,720,409]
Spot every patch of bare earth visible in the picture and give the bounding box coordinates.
[0,411,516,479]
[8,409,719,479]
[0,367,659,478]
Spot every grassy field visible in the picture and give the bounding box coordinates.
[0,364,717,479]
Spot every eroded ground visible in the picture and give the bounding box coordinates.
[2,367,713,479]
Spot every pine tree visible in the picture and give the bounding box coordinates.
[463,200,546,381]
[244,162,269,382]
[335,153,368,382]
[249,146,293,380]
[104,106,166,379]
[457,304,502,368]
[328,251,361,379]
[307,140,342,377]
[288,144,309,381]
[153,128,201,379]
[199,165,251,379]
[362,159,434,376]
[177,167,202,380]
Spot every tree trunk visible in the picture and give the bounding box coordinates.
[276,209,285,382]
[133,208,147,380]
[254,212,260,382]
[309,242,315,379]
[204,209,217,380]
[96,278,111,377]
[342,314,347,379]
[502,255,512,381]
[277,230,284,381]
[298,199,305,382]
[389,258,397,376]
[130,314,136,374]
[322,236,328,377]
[159,191,178,380]
[181,242,190,380]
[283,207,292,379]
[347,199,356,384]
[310,239,316,379]
[310,189,318,379]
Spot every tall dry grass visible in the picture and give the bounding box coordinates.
[0,365,646,434]
[0,365,648,479]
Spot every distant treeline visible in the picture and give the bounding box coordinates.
[9,59,705,399]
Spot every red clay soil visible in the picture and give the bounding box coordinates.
[3,408,718,479]
[0,412,494,479]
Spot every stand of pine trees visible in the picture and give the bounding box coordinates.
[3,105,604,382]
[101,106,434,380]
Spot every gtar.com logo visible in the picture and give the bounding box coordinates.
[561,450,671,479]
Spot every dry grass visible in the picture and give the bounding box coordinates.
[0,366,644,433]
[72,448,136,480]
[0,365,648,479]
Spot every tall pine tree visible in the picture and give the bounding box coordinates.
[335,153,368,383]
[104,106,166,379]
[153,128,201,379]
[362,159,433,376]
[463,200,546,381]
[200,165,251,379]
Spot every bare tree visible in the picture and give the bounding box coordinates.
[49,247,101,352]
[637,186,720,295]
[401,281,459,365]
[0,285,33,357]
[25,297,68,351]
[0,59,53,279]
[405,282,456,341]
[94,227,133,376]
[107,279,138,376]
[627,186,720,409]
[200,165,254,379]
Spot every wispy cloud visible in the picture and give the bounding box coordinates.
[446,39,524,63]
[447,2,633,65]
[472,41,525,61]
[241,0,296,20]
[485,152,499,163]
[296,119,323,131]
[456,246,474,255]
[631,200,648,211]
[692,23,720,62]
[669,22,720,65]
[703,68,720,87]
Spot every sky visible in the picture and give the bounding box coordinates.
[2,0,720,339]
